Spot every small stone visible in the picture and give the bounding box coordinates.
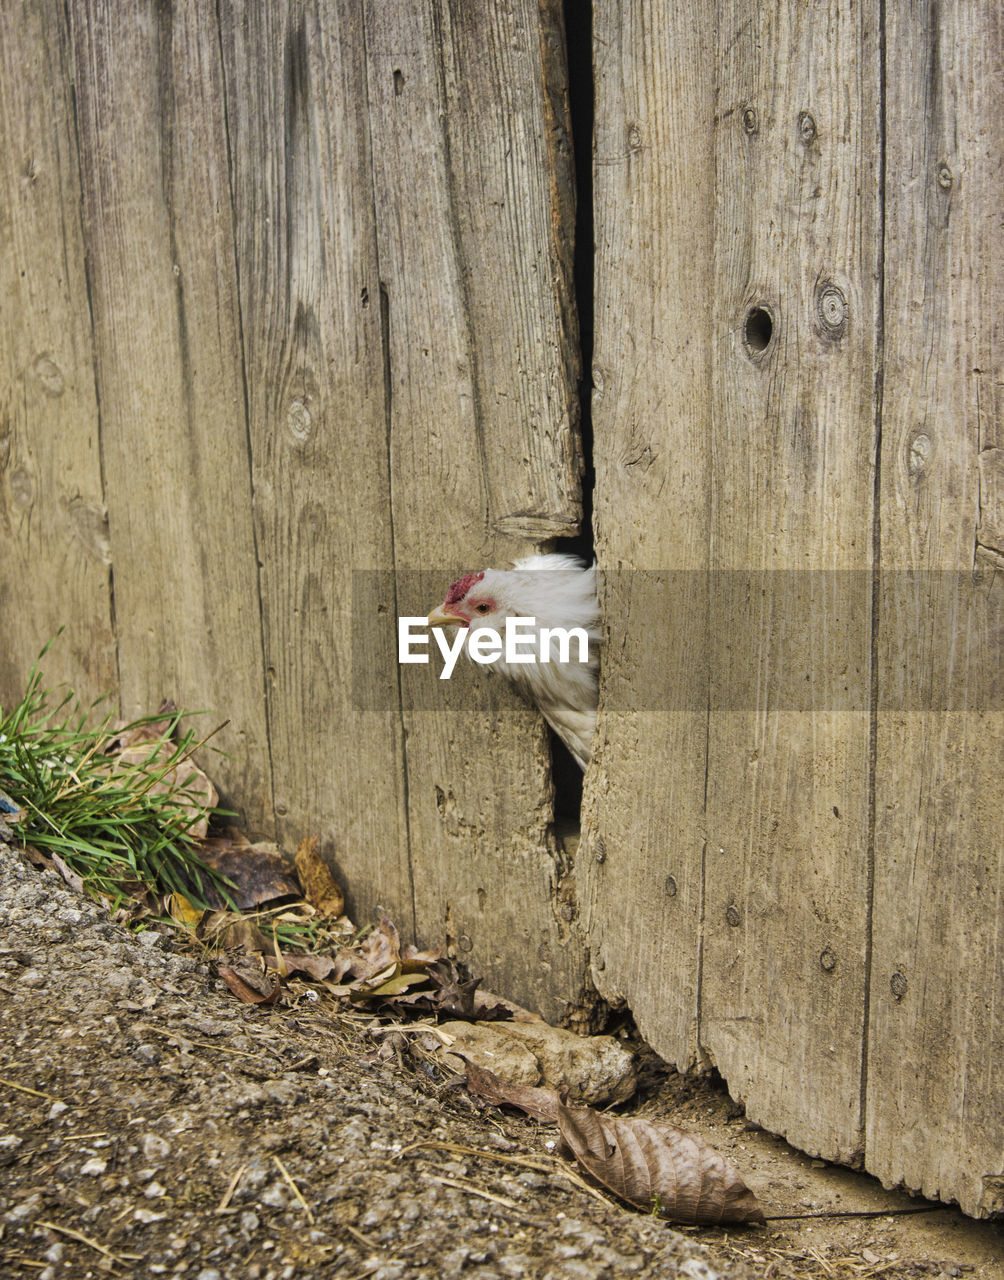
[43,1243,65,1263]
[260,1181,289,1208]
[143,1133,171,1161]
[369,1265,406,1280]
[144,1180,167,1199]
[4,1192,42,1223]
[680,1262,722,1280]
[80,1156,108,1175]
[134,1208,168,1224]
[47,1100,68,1119]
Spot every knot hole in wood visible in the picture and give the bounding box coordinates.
[743,305,774,355]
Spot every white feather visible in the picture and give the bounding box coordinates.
[466,554,600,769]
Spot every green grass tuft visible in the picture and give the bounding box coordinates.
[0,645,232,910]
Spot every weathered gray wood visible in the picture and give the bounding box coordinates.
[0,0,114,705]
[67,0,271,825]
[587,0,881,1159]
[868,0,1004,1218]
[700,1,881,1164]
[364,0,588,1019]
[217,0,412,920]
[8,0,1000,1214]
[580,1,716,1065]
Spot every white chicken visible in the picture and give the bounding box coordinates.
[427,554,600,769]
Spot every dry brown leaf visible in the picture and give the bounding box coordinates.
[350,967,432,1000]
[20,843,52,871]
[107,701,218,840]
[400,942,444,968]
[359,915,401,971]
[272,953,337,981]
[169,892,203,930]
[330,916,403,984]
[197,910,278,956]
[197,831,300,909]
[293,836,344,917]
[50,852,85,894]
[556,1105,765,1226]
[106,699,178,749]
[218,963,280,1006]
[464,1061,561,1124]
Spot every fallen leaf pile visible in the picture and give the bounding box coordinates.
[163,837,514,1025]
[464,1061,765,1227]
[11,705,766,1231]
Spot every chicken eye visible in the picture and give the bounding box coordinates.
[475,602,490,614]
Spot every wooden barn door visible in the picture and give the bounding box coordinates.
[361,0,588,1020]
[585,0,1002,1214]
[584,0,879,1164]
[867,0,1004,1217]
[0,0,588,1021]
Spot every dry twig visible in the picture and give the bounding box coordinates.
[271,1153,315,1224]
[35,1220,141,1264]
[428,1174,521,1210]
[0,1077,62,1102]
[215,1162,248,1214]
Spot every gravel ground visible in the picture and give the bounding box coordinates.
[2,840,1000,1280]
[0,841,751,1280]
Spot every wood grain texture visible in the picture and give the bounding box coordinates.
[67,0,271,824]
[580,0,716,1066]
[364,0,588,1019]
[701,1,881,1164]
[218,0,411,919]
[0,0,114,704]
[868,0,1004,1217]
[9,0,1000,1212]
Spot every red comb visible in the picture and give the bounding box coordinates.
[444,571,484,605]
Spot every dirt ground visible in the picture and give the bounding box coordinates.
[1,842,1001,1280]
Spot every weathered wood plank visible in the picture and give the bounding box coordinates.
[364,0,588,1019]
[580,0,716,1065]
[700,2,880,1161]
[67,0,270,825]
[218,0,411,919]
[0,0,114,704]
[868,0,1004,1217]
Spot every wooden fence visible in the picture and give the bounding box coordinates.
[1,0,1000,1218]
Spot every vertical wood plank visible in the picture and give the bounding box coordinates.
[364,0,588,1019]
[869,0,1004,1217]
[218,0,411,919]
[581,0,716,1065]
[0,0,114,703]
[701,2,880,1161]
[68,0,270,825]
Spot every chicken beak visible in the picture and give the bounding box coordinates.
[427,605,459,628]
